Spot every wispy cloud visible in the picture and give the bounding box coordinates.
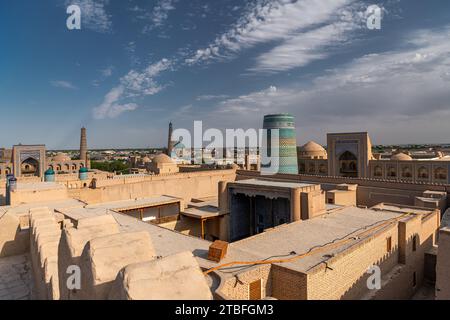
[65,0,112,33]
[196,94,230,101]
[119,58,172,97]
[93,59,172,119]
[140,0,177,33]
[101,66,114,77]
[185,0,357,66]
[92,66,114,87]
[93,86,138,119]
[250,19,357,73]
[206,25,450,142]
[50,80,77,89]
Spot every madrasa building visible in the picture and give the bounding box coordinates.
[298,132,450,185]
[0,127,90,180]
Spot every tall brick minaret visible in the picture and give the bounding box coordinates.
[167,122,174,156]
[80,127,88,168]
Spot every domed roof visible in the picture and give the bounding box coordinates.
[45,168,55,175]
[79,167,89,173]
[52,152,71,162]
[300,141,325,152]
[152,154,174,164]
[142,156,151,163]
[391,152,412,161]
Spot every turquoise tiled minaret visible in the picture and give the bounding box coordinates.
[262,114,298,174]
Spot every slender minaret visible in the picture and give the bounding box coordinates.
[167,122,174,156]
[80,127,88,168]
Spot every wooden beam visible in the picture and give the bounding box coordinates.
[201,218,205,240]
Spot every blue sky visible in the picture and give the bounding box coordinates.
[1,0,449,149]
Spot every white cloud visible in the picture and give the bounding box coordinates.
[101,66,114,77]
[205,26,450,143]
[93,86,138,119]
[120,58,172,97]
[250,19,357,73]
[142,0,177,32]
[185,0,357,66]
[92,66,114,87]
[93,59,172,119]
[196,94,230,101]
[66,0,112,33]
[50,80,77,89]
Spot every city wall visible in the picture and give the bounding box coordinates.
[236,170,450,209]
[436,227,450,299]
[76,170,237,204]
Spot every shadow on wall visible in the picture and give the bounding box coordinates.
[0,214,30,258]
[159,216,202,238]
[216,215,437,300]
[339,233,434,300]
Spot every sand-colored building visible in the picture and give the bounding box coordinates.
[0,119,449,300]
[298,132,450,185]
[0,164,448,300]
[0,128,90,180]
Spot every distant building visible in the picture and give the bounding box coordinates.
[297,132,450,184]
[147,154,179,175]
[262,114,298,174]
[0,128,90,180]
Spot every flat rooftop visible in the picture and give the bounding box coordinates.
[371,203,436,216]
[110,212,211,259]
[4,199,86,216]
[210,206,422,275]
[55,205,212,261]
[14,182,65,191]
[231,178,316,189]
[182,205,222,219]
[86,196,182,211]
[58,196,183,221]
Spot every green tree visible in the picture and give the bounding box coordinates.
[91,160,130,173]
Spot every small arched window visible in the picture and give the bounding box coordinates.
[418,167,429,179]
[434,167,447,180]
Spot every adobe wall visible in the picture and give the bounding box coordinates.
[24,210,213,300]
[28,207,65,300]
[436,228,450,299]
[10,187,69,206]
[78,170,237,204]
[109,251,213,300]
[371,212,439,299]
[0,210,29,258]
[236,170,450,209]
[306,211,439,300]
[217,265,272,300]
[306,223,400,300]
[0,182,5,206]
[271,265,307,300]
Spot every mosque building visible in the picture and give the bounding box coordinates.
[0,127,91,180]
[298,132,450,185]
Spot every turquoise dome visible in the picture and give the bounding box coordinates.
[44,168,56,182]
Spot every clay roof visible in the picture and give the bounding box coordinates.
[152,153,174,164]
[52,152,71,162]
[391,152,413,161]
[300,141,325,152]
